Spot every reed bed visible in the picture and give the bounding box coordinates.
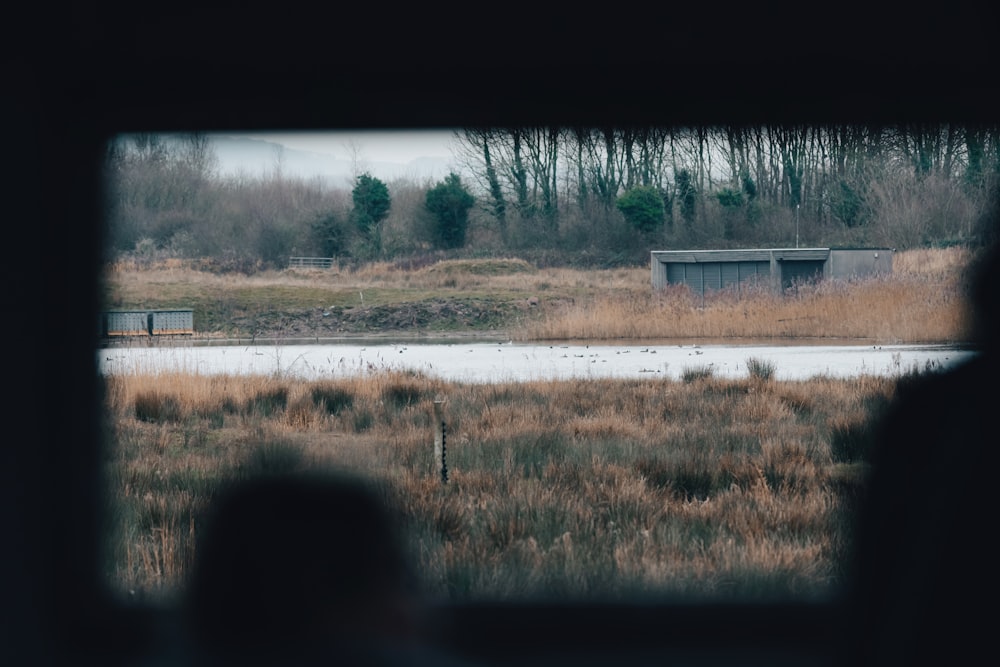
[518,271,972,343]
[518,247,976,343]
[891,245,973,279]
[103,367,903,605]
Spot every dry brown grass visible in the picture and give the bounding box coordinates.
[104,367,900,603]
[521,276,970,343]
[104,248,974,343]
[106,257,644,294]
[892,245,973,279]
[519,248,975,343]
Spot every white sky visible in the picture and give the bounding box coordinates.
[239,130,459,163]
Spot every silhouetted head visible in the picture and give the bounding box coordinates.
[846,185,999,666]
[966,189,1000,352]
[185,469,419,661]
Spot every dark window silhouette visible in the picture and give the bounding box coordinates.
[185,469,471,665]
[845,191,998,665]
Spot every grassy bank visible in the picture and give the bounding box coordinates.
[104,365,899,604]
[102,247,976,343]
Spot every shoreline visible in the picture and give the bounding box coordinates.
[99,332,976,349]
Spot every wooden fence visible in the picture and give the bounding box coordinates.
[289,257,334,269]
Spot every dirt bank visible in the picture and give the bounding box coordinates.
[207,296,560,341]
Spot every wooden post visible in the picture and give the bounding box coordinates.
[433,399,448,483]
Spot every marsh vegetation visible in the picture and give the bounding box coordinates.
[102,247,975,343]
[100,247,975,606]
[104,365,902,604]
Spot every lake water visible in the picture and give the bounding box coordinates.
[98,341,977,383]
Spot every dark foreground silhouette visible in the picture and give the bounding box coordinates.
[185,469,472,666]
[845,196,998,665]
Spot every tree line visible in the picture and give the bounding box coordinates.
[454,124,1000,255]
[104,124,1000,272]
[104,134,478,271]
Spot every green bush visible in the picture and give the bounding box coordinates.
[616,186,665,233]
[426,173,475,249]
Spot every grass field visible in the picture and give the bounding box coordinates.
[104,366,899,604]
[100,247,974,605]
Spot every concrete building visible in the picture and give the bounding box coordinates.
[650,247,892,295]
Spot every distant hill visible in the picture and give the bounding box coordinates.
[208,135,457,186]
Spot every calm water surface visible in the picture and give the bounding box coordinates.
[98,341,976,383]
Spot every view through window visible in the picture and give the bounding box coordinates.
[98,126,988,606]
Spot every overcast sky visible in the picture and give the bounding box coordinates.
[235,130,459,163]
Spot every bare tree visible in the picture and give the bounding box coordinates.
[343,138,369,182]
[454,128,509,235]
[522,126,561,226]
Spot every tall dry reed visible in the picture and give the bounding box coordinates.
[518,270,972,343]
[103,366,909,604]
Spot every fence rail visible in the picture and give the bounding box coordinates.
[289,257,334,269]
